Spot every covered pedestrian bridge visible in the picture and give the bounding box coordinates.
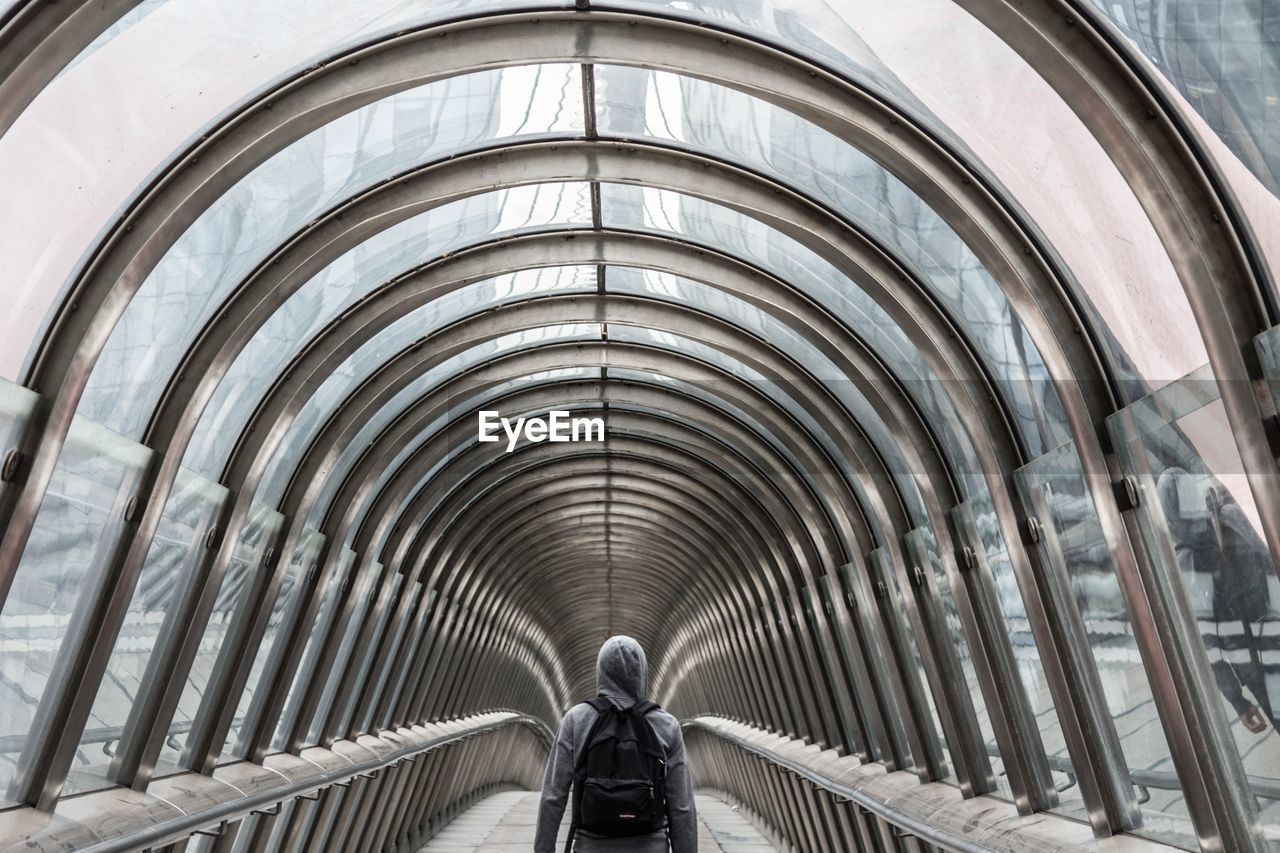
[0,1,1277,850]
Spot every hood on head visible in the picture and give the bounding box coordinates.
[596,635,647,704]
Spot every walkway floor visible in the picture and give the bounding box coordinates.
[419,790,776,852]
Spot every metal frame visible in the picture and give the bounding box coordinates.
[0,5,1271,851]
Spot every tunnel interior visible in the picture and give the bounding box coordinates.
[0,2,1278,852]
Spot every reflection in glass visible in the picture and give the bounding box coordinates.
[306,560,381,745]
[224,527,326,759]
[307,326,601,531]
[867,548,953,783]
[1015,442,1186,844]
[79,64,585,441]
[72,466,228,789]
[0,415,150,800]
[161,502,283,770]
[272,547,358,750]
[185,181,593,479]
[595,64,1072,457]
[952,488,1081,810]
[256,266,598,509]
[904,524,1009,800]
[1108,364,1280,842]
[607,265,924,526]
[601,183,984,495]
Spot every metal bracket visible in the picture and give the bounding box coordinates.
[193,821,228,838]
[123,495,141,523]
[1113,475,1142,511]
[1021,516,1043,546]
[956,545,976,572]
[0,448,24,483]
[910,565,925,587]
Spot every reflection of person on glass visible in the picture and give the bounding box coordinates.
[1157,467,1276,734]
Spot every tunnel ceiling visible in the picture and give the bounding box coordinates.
[0,1,1278,850]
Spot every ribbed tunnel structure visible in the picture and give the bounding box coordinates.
[0,1,1278,851]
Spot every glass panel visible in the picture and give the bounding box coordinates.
[3,0,573,381]
[76,64,585,440]
[71,466,228,791]
[160,502,283,770]
[596,63,1075,456]
[224,527,325,759]
[307,559,380,744]
[306,328,600,530]
[0,415,150,801]
[380,588,438,728]
[338,368,599,548]
[606,265,925,525]
[603,4,1205,397]
[601,182,984,494]
[0,380,38,484]
[868,548,954,782]
[951,487,1080,809]
[256,267,598,508]
[903,524,1008,801]
[356,581,424,735]
[1094,1,1279,196]
[272,546,357,750]
[333,572,403,738]
[184,181,593,479]
[837,562,911,765]
[1014,441,1185,842]
[1107,364,1280,842]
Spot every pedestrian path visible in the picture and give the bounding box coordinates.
[418,789,776,852]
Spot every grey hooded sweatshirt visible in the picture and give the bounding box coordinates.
[534,636,697,853]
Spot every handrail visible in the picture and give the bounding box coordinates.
[0,712,552,853]
[685,717,1181,853]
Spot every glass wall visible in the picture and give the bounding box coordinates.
[1108,364,1280,842]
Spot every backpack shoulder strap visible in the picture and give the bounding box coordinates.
[566,698,618,853]
[632,700,660,717]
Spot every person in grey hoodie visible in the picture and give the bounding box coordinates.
[534,636,698,852]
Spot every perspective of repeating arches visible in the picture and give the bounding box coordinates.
[0,1,1277,851]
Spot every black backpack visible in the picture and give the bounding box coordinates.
[565,697,668,851]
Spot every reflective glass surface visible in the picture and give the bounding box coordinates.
[78,65,585,440]
[161,502,283,768]
[342,368,600,551]
[868,548,954,782]
[307,328,601,531]
[903,524,1008,800]
[74,466,228,786]
[596,63,1075,457]
[1108,364,1280,840]
[333,572,403,737]
[951,487,1080,810]
[605,3,1211,390]
[184,181,593,479]
[607,265,925,526]
[601,183,983,495]
[1015,442,1186,842]
[306,559,380,744]
[0,415,151,799]
[272,546,357,750]
[225,527,325,759]
[255,267,598,509]
[357,581,424,734]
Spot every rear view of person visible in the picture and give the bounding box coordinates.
[535,636,697,852]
